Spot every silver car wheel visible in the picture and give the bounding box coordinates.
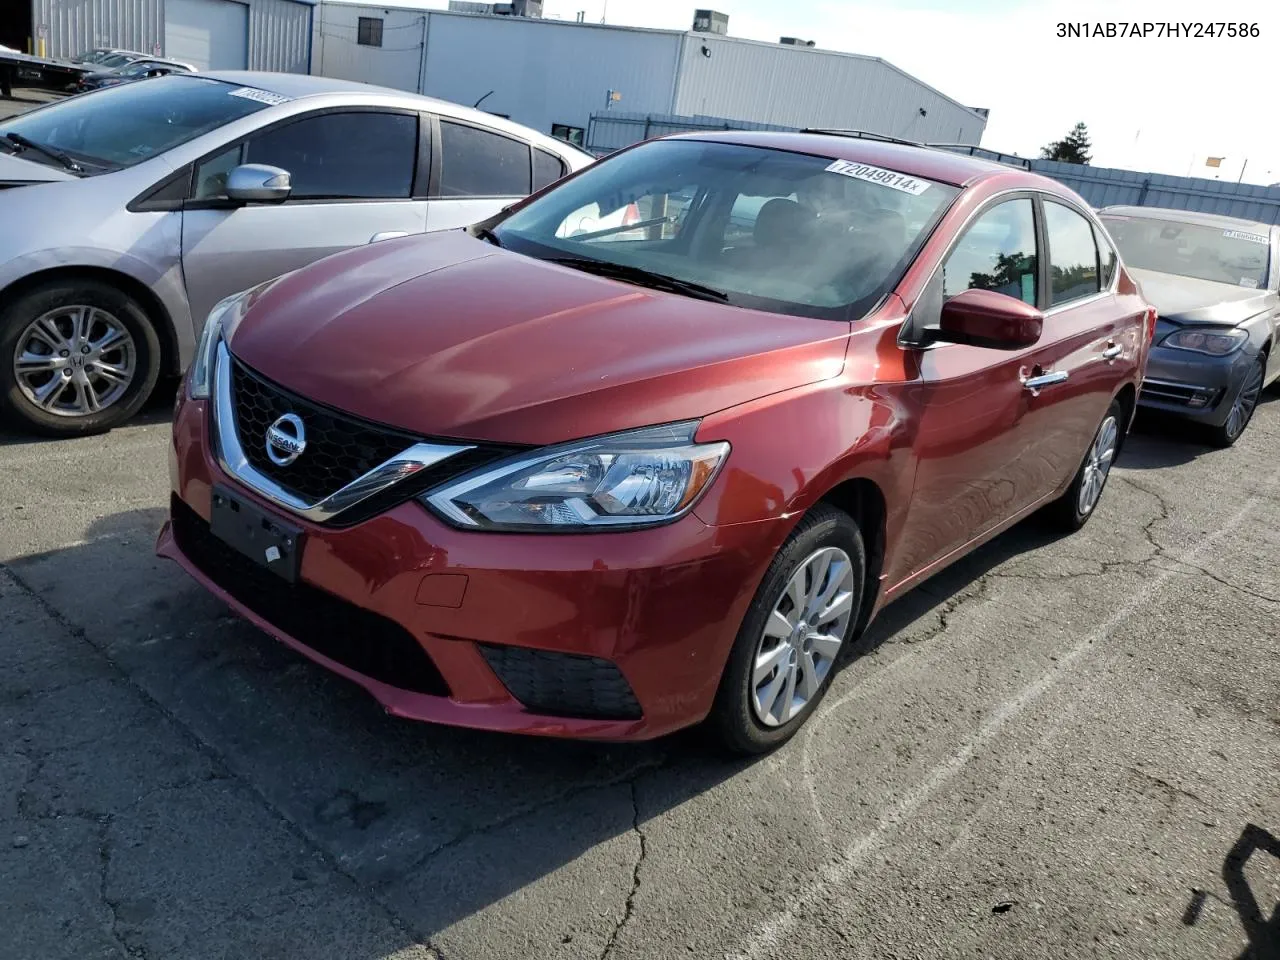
[13,305,136,418]
[1224,358,1264,441]
[1077,414,1119,517]
[751,546,856,728]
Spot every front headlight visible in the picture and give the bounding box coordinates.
[188,290,255,399]
[423,421,730,531]
[1160,327,1248,356]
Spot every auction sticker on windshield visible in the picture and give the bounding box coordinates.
[825,159,931,196]
[228,87,291,106]
[1223,229,1268,245]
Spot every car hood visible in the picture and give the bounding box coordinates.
[1128,267,1275,327]
[228,232,850,445]
[0,152,77,184]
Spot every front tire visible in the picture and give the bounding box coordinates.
[1045,399,1122,533]
[1207,353,1264,448]
[709,504,866,756]
[0,279,161,438]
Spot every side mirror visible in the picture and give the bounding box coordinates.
[225,164,292,205]
[931,288,1043,350]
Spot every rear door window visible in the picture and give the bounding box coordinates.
[533,148,567,191]
[435,121,531,198]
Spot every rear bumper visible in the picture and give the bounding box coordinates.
[1138,344,1251,426]
[157,395,783,741]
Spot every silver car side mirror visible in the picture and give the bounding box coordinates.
[225,164,292,204]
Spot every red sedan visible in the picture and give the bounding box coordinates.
[157,132,1153,753]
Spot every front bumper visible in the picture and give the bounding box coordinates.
[156,395,783,741]
[1138,343,1252,427]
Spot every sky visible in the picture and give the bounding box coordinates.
[390,0,1280,184]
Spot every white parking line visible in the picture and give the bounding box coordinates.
[730,463,1280,960]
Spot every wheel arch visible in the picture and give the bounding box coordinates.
[817,476,888,639]
[0,266,181,378]
[1113,380,1137,452]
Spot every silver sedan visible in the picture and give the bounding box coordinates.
[0,71,594,436]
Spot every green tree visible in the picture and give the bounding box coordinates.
[1040,122,1093,164]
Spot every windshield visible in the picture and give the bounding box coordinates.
[98,53,137,68]
[0,76,270,171]
[1101,214,1272,289]
[493,139,959,320]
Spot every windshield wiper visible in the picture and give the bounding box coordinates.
[4,133,84,174]
[473,226,503,248]
[547,256,728,302]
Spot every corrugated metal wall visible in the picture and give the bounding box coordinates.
[35,0,311,71]
[418,15,681,140]
[246,0,312,73]
[34,0,164,59]
[935,147,1280,225]
[586,110,795,155]
[312,3,425,90]
[671,35,986,145]
[1032,160,1280,224]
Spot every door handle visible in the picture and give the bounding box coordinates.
[1022,369,1069,396]
[369,231,410,244]
[1101,343,1123,361]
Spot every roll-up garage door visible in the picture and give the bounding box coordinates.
[165,0,250,70]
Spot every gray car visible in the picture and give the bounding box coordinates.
[1097,206,1280,446]
[0,71,595,436]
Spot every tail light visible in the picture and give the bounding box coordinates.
[622,203,641,226]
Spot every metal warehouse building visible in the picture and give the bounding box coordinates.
[310,5,988,154]
[2,0,314,73]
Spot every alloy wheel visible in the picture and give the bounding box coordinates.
[1077,414,1119,517]
[1223,359,1264,442]
[12,305,137,418]
[750,546,856,728]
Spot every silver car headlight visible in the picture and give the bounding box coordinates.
[422,421,730,531]
[188,289,255,399]
[1160,327,1248,356]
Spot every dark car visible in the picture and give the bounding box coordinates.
[157,132,1153,753]
[76,56,194,91]
[1098,206,1280,445]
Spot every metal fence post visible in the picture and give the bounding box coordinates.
[1137,178,1151,206]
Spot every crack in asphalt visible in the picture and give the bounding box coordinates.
[96,815,150,960]
[601,778,648,960]
[1114,474,1280,604]
[1126,767,1208,807]
[379,757,668,892]
[0,564,442,960]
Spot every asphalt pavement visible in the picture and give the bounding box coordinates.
[1,385,1277,960]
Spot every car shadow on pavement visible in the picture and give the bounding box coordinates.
[1118,412,1218,470]
[4,504,754,956]
[0,377,179,446]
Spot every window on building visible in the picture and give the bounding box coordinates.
[435,121,531,197]
[552,124,585,148]
[942,198,1039,305]
[533,148,567,191]
[1044,201,1100,306]
[357,17,384,47]
[195,112,418,201]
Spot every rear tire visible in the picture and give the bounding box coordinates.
[0,279,161,438]
[709,504,866,756]
[1207,353,1265,448]
[1045,399,1123,533]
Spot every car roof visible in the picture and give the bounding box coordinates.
[665,130,1055,189]
[1099,205,1276,234]
[196,71,597,163]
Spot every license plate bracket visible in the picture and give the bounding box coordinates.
[209,485,304,583]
